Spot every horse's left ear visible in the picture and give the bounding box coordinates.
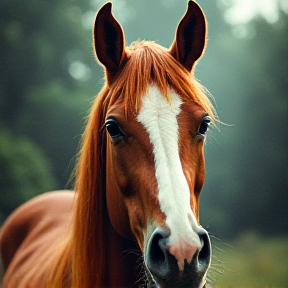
[170,1,207,73]
[93,2,127,82]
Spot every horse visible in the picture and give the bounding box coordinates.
[0,1,218,287]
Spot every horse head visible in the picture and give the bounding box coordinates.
[94,1,214,287]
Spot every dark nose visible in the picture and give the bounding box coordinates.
[145,227,211,286]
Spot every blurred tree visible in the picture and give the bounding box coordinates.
[0,0,103,222]
[0,127,56,223]
[0,0,102,192]
[229,15,288,235]
[199,6,288,238]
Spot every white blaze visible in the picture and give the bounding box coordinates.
[137,85,201,269]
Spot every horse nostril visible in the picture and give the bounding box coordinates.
[198,231,211,271]
[146,228,174,279]
[149,231,166,265]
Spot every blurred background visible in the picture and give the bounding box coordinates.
[0,0,287,286]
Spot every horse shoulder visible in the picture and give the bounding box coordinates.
[0,190,74,287]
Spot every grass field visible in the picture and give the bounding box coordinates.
[206,232,288,288]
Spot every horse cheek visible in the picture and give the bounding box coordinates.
[106,143,134,239]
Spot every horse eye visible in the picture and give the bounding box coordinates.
[105,118,124,140]
[197,116,211,136]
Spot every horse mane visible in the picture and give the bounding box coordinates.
[48,41,217,288]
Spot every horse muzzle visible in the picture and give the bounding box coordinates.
[145,227,211,288]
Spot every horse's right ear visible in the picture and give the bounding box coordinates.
[93,2,127,83]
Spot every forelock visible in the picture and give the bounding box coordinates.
[106,41,217,123]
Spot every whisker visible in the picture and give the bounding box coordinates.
[212,255,227,264]
[212,245,224,252]
[206,234,238,286]
[122,249,142,259]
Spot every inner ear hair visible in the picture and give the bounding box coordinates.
[170,1,207,73]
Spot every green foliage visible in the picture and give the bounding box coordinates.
[0,127,57,223]
[16,80,92,189]
[209,234,288,287]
